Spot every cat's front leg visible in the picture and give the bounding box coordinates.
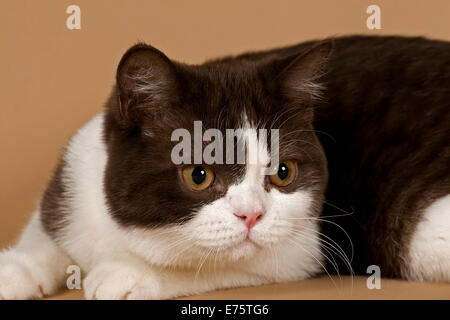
[0,212,73,299]
[83,254,161,300]
[84,255,265,300]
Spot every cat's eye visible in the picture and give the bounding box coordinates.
[269,160,296,187]
[182,165,215,191]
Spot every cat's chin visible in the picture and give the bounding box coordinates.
[225,239,260,262]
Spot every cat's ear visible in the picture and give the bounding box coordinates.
[115,43,179,127]
[267,40,333,103]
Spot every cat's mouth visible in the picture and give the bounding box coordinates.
[210,233,257,250]
[224,237,259,261]
[231,230,261,247]
[226,231,266,254]
[245,233,262,246]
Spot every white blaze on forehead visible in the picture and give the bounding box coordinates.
[239,111,271,170]
[238,111,278,176]
[225,112,269,214]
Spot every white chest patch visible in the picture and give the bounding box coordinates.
[407,194,450,281]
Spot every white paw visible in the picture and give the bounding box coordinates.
[0,256,43,300]
[83,260,161,300]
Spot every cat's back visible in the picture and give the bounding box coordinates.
[320,36,450,117]
[230,35,450,278]
[315,36,450,278]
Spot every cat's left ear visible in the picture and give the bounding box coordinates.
[265,40,334,103]
[114,43,180,128]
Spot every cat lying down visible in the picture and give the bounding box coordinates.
[0,36,449,299]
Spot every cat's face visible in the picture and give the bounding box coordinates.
[103,43,330,266]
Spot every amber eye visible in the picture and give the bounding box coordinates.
[182,166,215,191]
[269,160,296,187]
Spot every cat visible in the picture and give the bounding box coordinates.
[0,35,449,300]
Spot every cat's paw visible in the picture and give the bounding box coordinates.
[83,260,161,300]
[0,253,43,300]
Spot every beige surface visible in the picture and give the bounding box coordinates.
[1,0,450,299]
[47,276,450,300]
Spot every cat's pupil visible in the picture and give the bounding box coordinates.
[191,166,207,185]
[278,163,289,180]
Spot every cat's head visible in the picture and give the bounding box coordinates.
[103,42,331,269]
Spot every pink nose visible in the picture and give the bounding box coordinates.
[234,211,263,230]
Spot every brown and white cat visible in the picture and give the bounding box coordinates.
[0,36,449,299]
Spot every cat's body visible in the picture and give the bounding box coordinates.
[244,36,450,278]
[0,36,449,299]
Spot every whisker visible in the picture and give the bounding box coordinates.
[289,224,353,274]
[285,216,355,263]
[286,227,353,284]
[323,202,355,216]
[281,129,336,143]
[285,229,342,284]
[285,236,340,291]
[194,247,213,281]
[285,224,355,293]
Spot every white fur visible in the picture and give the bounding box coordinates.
[0,213,72,299]
[129,67,167,103]
[407,194,450,282]
[0,113,322,299]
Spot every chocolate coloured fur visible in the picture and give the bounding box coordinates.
[40,35,450,279]
[315,36,450,277]
[40,158,67,239]
[233,36,449,277]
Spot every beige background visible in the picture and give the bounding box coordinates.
[1,0,449,299]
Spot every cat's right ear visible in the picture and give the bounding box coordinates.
[264,40,334,104]
[114,43,179,128]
